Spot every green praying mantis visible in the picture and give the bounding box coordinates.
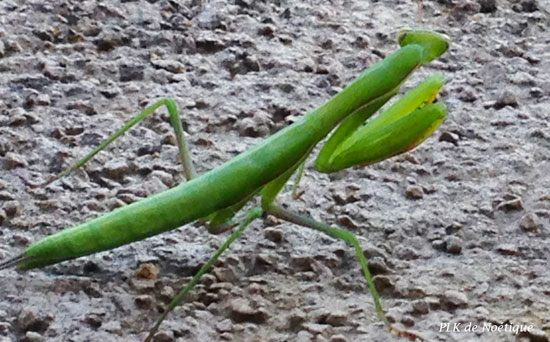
[1,28,450,341]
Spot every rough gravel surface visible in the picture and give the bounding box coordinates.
[1,0,550,342]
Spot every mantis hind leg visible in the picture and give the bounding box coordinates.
[28,98,197,187]
[263,204,424,342]
[144,207,263,342]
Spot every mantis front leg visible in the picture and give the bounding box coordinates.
[315,74,446,173]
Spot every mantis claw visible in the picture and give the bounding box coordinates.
[292,190,305,200]
[16,174,56,188]
[0,253,26,270]
[391,326,425,341]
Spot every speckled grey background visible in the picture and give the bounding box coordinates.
[1,0,549,341]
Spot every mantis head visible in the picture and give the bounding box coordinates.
[397,28,450,64]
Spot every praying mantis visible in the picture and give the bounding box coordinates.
[1,28,450,341]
